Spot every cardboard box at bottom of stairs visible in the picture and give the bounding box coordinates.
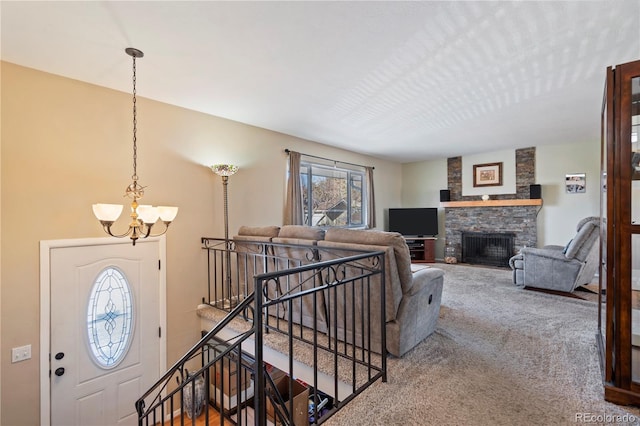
[266,368,309,426]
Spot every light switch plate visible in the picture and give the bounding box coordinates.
[11,344,31,363]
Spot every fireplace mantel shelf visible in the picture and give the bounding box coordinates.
[440,199,542,208]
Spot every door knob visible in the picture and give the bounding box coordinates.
[55,367,65,377]
[55,352,64,360]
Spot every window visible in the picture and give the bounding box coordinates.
[300,160,366,228]
[87,267,134,369]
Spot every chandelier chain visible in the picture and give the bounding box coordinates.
[132,55,138,183]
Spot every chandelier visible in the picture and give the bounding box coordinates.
[93,48,178,245]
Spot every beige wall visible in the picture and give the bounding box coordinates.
[401,141,601,257]
[400,159,448,258]
[461,150,517,196]
[0,62,402,425]
[535,139,601,246]
[0,56,3,423]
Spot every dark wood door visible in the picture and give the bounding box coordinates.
[599,59,640,406]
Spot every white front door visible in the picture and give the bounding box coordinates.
[45,238,165,426]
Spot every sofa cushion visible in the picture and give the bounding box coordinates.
[324,228,414,293]
[565,220,598,261]
[410,264,431,273]
[576,216,599,232]
[270,237,327,332]
[234,234,273,244]
[237,225,281,238]
[273,237,316,244]
[317,240,402,322]
[279,225,325,241]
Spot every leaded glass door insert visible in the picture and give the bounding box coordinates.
[87,266,135,369]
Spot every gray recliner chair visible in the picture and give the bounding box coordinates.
[509,217,600,293]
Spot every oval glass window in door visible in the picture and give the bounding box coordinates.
[86,266,134,369]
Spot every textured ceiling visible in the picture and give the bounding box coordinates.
[2,1,639,163]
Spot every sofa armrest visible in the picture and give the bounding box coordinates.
[509,253,523,269]
[542,245,565,251]
[521,247,571,262]
[389,267,444,356]
[407,267,445,296]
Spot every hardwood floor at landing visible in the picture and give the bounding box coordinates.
[161,405,227,426]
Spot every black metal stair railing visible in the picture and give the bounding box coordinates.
[204,237,388,424]
[136,238,387,425]
[135,293,258,425]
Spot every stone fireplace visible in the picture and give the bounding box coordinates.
[461,231,516,267]
[443,147,539,267]
[445,204,538,260]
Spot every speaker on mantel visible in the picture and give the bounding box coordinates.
[440,190,451,202]
[530,184,542,199]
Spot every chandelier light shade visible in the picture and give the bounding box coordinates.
[92,204,124,222]
[93,47,178,245]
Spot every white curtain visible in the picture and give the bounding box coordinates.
[366,166,376,229]
[284,151,304,225]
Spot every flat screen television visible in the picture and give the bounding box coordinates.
[388,208,439,237]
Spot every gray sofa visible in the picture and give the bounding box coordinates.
[233,225,445,357]
[509,217,600,293]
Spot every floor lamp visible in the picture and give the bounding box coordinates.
[211,164,239,308]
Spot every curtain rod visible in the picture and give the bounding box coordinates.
[284,149,374,170]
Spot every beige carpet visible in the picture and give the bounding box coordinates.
[324,263,640,426]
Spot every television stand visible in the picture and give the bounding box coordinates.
[404,237,436,263]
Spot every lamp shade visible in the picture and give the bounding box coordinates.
[211,164,239,177]
[158,206,179,222]
[136,205,160,224]
[93,204,123,222]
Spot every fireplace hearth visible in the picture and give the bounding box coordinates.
[461,231,515,267]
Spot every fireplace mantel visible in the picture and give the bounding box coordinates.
[440,199,542,208]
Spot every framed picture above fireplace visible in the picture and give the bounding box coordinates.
[473,162,503,187]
